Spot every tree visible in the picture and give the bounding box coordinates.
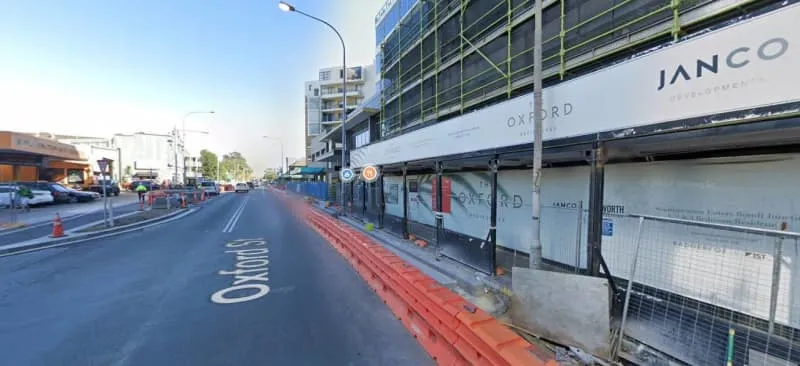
[263,169,278,181]
[199,150,219,179]
[220,152,252,182]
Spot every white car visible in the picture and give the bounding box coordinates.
[0,185,55,207]
[200,181,220,196]
[235,183,249,193]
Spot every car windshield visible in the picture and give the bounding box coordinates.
[201,182,215,187]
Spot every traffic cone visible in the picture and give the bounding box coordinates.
[50,213,65,238]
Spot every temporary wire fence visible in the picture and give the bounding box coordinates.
[606,214,800,366]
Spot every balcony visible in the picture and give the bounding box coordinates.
[320,89,363,99]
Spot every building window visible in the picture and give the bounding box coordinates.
[314,88,319,96]
[320,71,331,81]
[339,69,344,78]
[354,129,369,148]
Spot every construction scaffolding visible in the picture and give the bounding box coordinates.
[378,0,772,139]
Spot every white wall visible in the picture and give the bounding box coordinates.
[389,155,800,327]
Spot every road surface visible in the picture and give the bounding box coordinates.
[0,189,432,366]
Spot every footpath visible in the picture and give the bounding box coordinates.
[0,190,223,257]
[271,188,594,366]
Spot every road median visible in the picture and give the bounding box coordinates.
[271,190,559,366]
[0,207,198,257]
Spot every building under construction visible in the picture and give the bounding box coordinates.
[376,0,784,135]
[341,1,800,364]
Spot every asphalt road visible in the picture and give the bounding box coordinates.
[0,201,142,244]
[0,189,432,366]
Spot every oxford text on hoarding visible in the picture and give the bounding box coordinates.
[656,37,788,91]
[506,101,573,137]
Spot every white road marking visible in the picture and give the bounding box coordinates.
[221,197,249,233]
[211,239,271,304]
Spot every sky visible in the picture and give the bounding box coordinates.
[0,0,384,173]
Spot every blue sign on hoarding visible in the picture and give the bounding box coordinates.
[602,219,614,236]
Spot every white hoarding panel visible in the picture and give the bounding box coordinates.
[402,167,589,257]
[602,155,800,328]
[383,175,404,217]
[351,4,800,168]
[406,175,436,227]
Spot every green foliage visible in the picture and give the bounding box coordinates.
[263,169,278,181]
[199,149,219,179]
[220,151,253,182]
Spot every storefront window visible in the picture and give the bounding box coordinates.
[67,169,84,184]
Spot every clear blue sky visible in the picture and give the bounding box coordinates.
[0,0,382,172]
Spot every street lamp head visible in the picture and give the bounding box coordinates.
[208,110,215,114]
[278,2,295,12]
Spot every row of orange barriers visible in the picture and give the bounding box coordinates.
[274,191,558,366]
[140,189,208,210]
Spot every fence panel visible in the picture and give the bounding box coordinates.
[286,182,329,202]
[540,204,588,272]
[364,182,381,225]
[609,214,800,366]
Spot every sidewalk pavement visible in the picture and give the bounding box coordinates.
[311,201,515,317]
[0,193,140,230]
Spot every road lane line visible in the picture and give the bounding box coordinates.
[221,200,246,232]
[222,197,249,233]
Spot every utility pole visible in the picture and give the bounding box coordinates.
[530,0,544,269]
[172,127,180,186]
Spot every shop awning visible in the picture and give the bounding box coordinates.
[299,167,325,175]
[289,167,326,176]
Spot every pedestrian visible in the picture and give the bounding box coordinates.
[16,184,33,212]
[135,182,148,202]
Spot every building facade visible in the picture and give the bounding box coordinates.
[304,64,377,166]
[112,132,184,184]
[347,1,800,364]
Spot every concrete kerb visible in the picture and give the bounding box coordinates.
[0,207,199,257]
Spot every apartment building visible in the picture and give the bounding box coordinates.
[304,64,377,167]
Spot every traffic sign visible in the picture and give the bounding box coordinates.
[340,168,355,183]
[97,159,109,173]
[361,165,380,183]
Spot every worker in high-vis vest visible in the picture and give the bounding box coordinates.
[135,182,148,202]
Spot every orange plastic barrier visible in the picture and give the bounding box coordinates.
[275,193,559,366]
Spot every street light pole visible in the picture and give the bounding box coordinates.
[530,0,544,269]
[262,136,285,174]
[181,110,215,184]
[279,1,347,209]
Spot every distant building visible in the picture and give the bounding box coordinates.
[112,132,184,184]
[305,64,377,167]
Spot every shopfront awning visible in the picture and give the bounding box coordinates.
[289,167,326,176]
[0,131,83,160]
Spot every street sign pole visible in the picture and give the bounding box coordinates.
[97,159,114,228]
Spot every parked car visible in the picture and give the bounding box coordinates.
[200,181,220,196]
[59,184,99,202]
[15,181,74,204]
[235,183,250,193]
[88,179,121,196]
[0,184,55,207]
